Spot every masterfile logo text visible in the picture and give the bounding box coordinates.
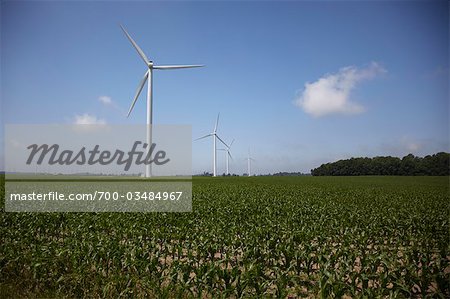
[6,124,191,176]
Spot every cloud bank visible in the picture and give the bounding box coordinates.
[295,62,386,117]
[73,113,106,125]
[98,96,112,105]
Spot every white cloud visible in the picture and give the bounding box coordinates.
[98,96,112,105]
[73,113,106,125]
[10,139,21,148]
[399,136,423,154]
[405,142,420,152]
[378,136,434,157]
[399,136,433,154]
[294,62,386,117]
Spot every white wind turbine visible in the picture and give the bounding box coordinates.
[120,24,204,177]
[218,139,234,175]
[246,149,255,176]
[195,114,228,177]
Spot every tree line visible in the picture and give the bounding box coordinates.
[311,152,449,176]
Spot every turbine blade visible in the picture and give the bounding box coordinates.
[215,134,228,148]
[229,139,235,148]
[120,24,150,65]
[214,113,220,133]
[127,70,149,117]
[194,134,213,141]
[153,65,204,70]
[228,151,233,160]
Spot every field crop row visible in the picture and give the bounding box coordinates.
[1,176,449,298]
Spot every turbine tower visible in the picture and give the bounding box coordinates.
[246,149,255,176]
[218,139,234,175]
[195,114,228,177]
[120,24,203,177]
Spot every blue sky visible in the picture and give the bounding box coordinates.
[1,1,448,174]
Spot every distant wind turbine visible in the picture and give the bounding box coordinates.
[246,149,255,176]
[218,139,234,175]
[120,24,204,177]
[195,114,228,177]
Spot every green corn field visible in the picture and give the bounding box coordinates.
[1,176,449,298]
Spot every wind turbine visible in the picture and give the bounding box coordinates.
[195,114,228,177]
[218,139,234,175]
[246,149,255,176]
[120,24,204,177]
